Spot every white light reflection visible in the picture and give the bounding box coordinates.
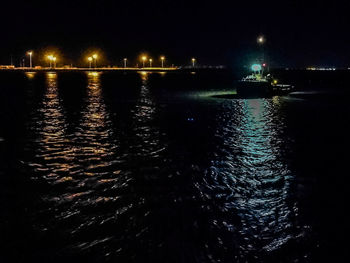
[201,97,299,255]
[131,72,164,157]
[235,98,295,251]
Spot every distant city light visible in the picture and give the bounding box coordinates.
[306,67,336,71]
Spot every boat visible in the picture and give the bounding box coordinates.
[237,72,294,98]
[237,73,272,97]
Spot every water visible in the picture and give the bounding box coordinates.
[0,70,349,262]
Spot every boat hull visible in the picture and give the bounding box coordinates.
[236,81,272,98]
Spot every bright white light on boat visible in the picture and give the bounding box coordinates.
[251,64,262,71]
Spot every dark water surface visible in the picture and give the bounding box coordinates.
[0,70,349,262]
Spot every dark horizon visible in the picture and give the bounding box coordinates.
[1,0,350,68]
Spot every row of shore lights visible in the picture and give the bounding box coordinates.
[26,52,57,68]
[47,55,57,68]
[24,36,263,68]
[87,54,98,68]
[25,51,197,68]
[139,56,166,68]
[87,55,196,68]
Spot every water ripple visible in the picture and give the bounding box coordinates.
[18,73,308,262]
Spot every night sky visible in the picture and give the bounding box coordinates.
[1,0,349,68]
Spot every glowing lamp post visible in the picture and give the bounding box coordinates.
[192,58,196,68]
[142,56,147,68]
[53,57,57,68]
[27,51,33,68]
[88,57,93,68]
[92,54,98,68]
[47,55,53,68]
[149,58,152,67]
[124,58,127,68]
[160,56,165,68]
[257,36,265,44]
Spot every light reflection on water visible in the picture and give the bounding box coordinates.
[25,72,169,259]
[235,99,295,251]
[131,72,164,157]
[197,97,299,259]
[74,72,117,173]
[27,72,124,251]
[25,72,36,79]
[21,73,304,262]
[29,72,72,181]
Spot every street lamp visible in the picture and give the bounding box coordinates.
[257,35,265,44]
[192,58,196,68]
[149,58,152,67]
[92,54,98,68]
[27,51,33,68]
[53,57,57,68]
[142,56,147,68]
[123,58,127,68]
[160,56,165,68]
[88,57,92,68]
[47,55,53,68]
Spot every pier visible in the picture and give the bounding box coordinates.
[0,67,179,72]
[0,66,227,74]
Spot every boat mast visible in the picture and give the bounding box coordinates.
[257,35,266,76]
